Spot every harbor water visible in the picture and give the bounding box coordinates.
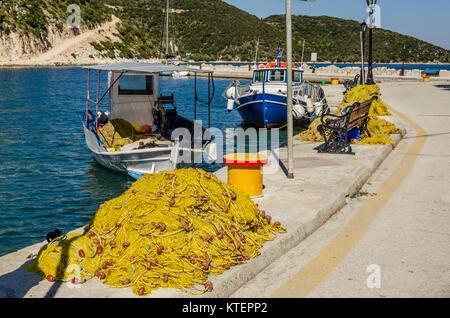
[0,67,303,257]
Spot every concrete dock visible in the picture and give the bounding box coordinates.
[0,81,448,298]
[233,81,450,298]
[196,69,450,83]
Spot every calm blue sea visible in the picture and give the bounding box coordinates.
[0,67,304,257]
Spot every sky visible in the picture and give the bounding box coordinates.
[223,0,450,50]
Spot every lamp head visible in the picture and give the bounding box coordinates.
[361,21,367,32]
[366,0,377,6]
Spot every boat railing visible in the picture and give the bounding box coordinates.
[237,83,251,96]
[299,82,322,100]
[158,93,175,104]
[193,72,215,129]
[222,80,251,99]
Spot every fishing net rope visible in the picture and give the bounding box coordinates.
[98,118,141,149]
[98,118,162,150]
[297,84,402,146]
[25,169,286,296]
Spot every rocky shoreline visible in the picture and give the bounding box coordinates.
[2,59,450,78]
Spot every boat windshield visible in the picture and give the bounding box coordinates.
[268,69,286,82]
[253,70,265,83]
[293,70,302,83]
[118,75,154,95]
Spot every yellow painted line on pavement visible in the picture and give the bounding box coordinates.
[272,107,427,298]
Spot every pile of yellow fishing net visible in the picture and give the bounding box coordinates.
[26,169,286,296]
[98,118,141,148]
[339,84,390,116]
[98,118,158,150]
[297,85,402,146]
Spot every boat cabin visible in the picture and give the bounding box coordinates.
[109,71,159,126]
[252,63,303,85]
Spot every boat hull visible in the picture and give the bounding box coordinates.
[236,93,290,128]
[83,124,176,179]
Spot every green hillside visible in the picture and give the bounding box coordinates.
[98,0,282,60]
[0,0,110,37]
[1,0,449,63]
[265,14,450,63]
[98,0,450,63]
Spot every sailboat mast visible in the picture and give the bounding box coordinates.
[301,39,305,65]
[254,37,260,67]
[166,0,170,55]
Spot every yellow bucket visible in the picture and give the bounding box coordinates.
[423,76,430,82]
[223,153,268,197]
[331,77,339,85]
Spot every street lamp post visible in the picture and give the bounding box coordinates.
[366,0,377,85]
[286,0,316,179]
[401,44,406,76]
[286,0,294,179]
[360,21,367,85]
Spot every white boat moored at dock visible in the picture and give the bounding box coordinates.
[82,62,216,179]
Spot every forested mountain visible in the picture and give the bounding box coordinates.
[1,0,449,63]
[98,0,450,62]
[98,0,281,60]
[265,14,450,63]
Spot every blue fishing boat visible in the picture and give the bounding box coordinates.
[223,46,328,128]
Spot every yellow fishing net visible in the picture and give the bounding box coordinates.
[25,168,286,296]
[296,85,402,146]
[98,118,149,149]
[353,117,402,147]
[338,84,391,116]
[295,117,326,142]
[98,118,136,148]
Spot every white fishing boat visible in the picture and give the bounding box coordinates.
[172,70,189,78]
[82,62,216,179]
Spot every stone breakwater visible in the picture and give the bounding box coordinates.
[196,63,450,78]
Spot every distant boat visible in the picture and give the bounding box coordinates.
[172,69,189,78]
[160,64,189,78]
[223,46,328,128]
[158,0,188,78]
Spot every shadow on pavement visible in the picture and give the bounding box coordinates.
[434,84,450,91]
[0,259,41,298]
